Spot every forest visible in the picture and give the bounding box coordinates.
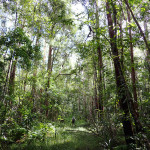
[0,0,150,149]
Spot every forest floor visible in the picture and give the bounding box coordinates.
[9,123,102,150]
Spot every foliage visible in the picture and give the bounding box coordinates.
[0,27,41,70]
[0,0,150,149]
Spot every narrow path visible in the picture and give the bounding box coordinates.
[9,125,102,150]
[46,126,101,150]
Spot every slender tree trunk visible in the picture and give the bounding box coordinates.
[32,70,37,112]
[45,45,53,118]
[47,45,53,73]
[97,46,103,112]
[95,0,103,115]
[124,0,150,53]
[31,35,40,112]
[106,1,135,146]
[124,0,150,92]
[127,8,138,110]
[9,59,17,95]
[126,6,145,136]
[8,58,17,106]
[1,53,14,124]
[24,73,28,92]
[144,16,150,84]
[93,57,98,110]
[117,6,124,69]
[3,56,13,101]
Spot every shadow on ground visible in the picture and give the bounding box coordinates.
[6,128,102,150]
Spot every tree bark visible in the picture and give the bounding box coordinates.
[97,46,103,112]
[47,45,53,73]
[8,58,17,106]
[93,60,98,110]
[45,45,53,118]
[124,0,150,53]
[126,6,145,135]
[31,35,40,112]
[117,15,124,69]
[126,3,150,148]
[95,0,103,115]
[144,15,150,82]
[124,0,150,89]
[127,7,138,110]
[3,55,13,103]
[106,0,135,146]
[9,59,17,95]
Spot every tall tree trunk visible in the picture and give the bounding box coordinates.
[97,46,103,112]
[31,35,40,113]
[106,1,135,146]
[9,59,17,95]
[32,69,37,112]
[24,73,28,92]
[126,6,145,136]
[144,15,150,84]
[8,58,17,106]
[95,0,103,115]
[45,45,53,118]
[47,45,53,74]
[3,56,13,102]
[93,61,98,110]
[124,0,150,88]
[126,3,150,148]
[118,16,124,69]
[124,0,150,53]
[1,54,13,124]
[127,7,138,111]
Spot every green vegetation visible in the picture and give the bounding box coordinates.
[0,0,150,149]
[9,123,101,150]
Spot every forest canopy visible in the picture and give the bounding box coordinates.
[0,0,150,149]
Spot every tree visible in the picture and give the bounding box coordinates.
[106,0,135,146]
[95,0,104,117]
[0,27,41,121]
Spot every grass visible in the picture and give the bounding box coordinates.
[1,120,127,150]
[7,124,102,150]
